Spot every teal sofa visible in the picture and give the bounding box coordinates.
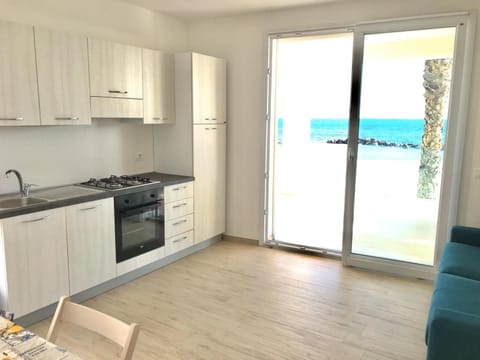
[426,225,480,359]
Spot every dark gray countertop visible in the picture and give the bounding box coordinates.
[0,172,194,220]
[137,172,194,185]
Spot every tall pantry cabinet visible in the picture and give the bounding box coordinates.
[155,52,227,244]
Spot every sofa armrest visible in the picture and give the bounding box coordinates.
[427,308,480,360]
[450,225,480,247]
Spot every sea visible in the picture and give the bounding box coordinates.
[277,118,448,161]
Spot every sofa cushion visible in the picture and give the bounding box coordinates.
[439,241,480,281]
[426,272,480,344]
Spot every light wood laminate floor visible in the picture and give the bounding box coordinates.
[30,240,433,359]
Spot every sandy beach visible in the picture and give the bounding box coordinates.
[273,142,439,265]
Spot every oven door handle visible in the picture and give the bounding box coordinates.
[119,201,163,217]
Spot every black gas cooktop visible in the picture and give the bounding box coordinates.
[80,175,158,190]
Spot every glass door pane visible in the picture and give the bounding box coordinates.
[351,28,456,265]
[271,32,353,251]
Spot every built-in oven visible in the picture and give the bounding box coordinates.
[114,187,164,263]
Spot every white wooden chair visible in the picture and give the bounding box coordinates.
[46,296,140,360]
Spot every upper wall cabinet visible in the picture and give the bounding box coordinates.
[192,53,226,124]
[35,28,91,125]
[88,38,143,99]
[88,38,143,118]
[0,20,40,126]
[143,48,175,124]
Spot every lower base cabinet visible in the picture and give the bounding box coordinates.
[165,230,194,256]
[0,182,196,318]
[164,182,194,256]
[66,198,116,294]
[0,208,69,318]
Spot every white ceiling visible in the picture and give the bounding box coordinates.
[119,0,340,20]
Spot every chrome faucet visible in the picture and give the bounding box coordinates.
[5,169,33,197]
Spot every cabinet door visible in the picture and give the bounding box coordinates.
[1,208,68,317]
[192,54,226,124]
[66,198,116,294]
[194,124,226,243]
[0,20,40,126]
[213,56,227,124]
[88,38,143,99]
[35,28,91,125]
[143,49,175,124]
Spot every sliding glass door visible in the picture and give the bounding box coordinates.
[266,14,473,278]
[342,15,472,277]
[353,28,455,266]
[267,31,353,251]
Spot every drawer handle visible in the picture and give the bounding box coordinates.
[79,206,97,211]
[0,117,24,121]
[152,117,168,121]
[108,90,128,94]
[22,216,48,223]
[172,203,188,209]
[172,186,188,191]
[55,116,80,121]
[172,236,188,244]
[172,219,188,226]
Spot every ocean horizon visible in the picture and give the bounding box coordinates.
[277,118,448,146]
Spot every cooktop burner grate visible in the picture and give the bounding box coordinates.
[80,175,156,190]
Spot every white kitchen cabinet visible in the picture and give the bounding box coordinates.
[143,48,175,124]
[88,37,143,118]
[66,198,116,294]
[0,208,69,318]
[88,38,143,99]
[164,182,194,203]
[35,27,91,125]
[155,53,227,244]
[194,125,226,243]
[165,197,194,219]
[165,214,194,239]
[0,20,40,126]
[164,181,194,255]
[90,97,143,118]
[192,53,226,124]
[165,230,194,257]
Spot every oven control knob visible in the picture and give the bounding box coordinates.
[150,194,155,198]
[124,199,130,204]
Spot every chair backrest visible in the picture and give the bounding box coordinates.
[46,296,140,360]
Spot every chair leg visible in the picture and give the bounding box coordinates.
[46,296,70,343]
[120,323,140,360]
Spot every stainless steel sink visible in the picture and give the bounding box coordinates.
[0,197,48,209]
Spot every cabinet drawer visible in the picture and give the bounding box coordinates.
[164,181,194,203]
[165,213,193,239]
[90,97,143,118]
[165,197,193,220]
[165,230,194,256]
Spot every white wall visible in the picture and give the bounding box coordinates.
[187,0,480,241]
[0,0,188,194]
[0,0,187,51]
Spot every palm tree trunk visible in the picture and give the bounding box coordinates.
[417,58,452,199]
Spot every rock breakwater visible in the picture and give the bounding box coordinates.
[326,138,420,149]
